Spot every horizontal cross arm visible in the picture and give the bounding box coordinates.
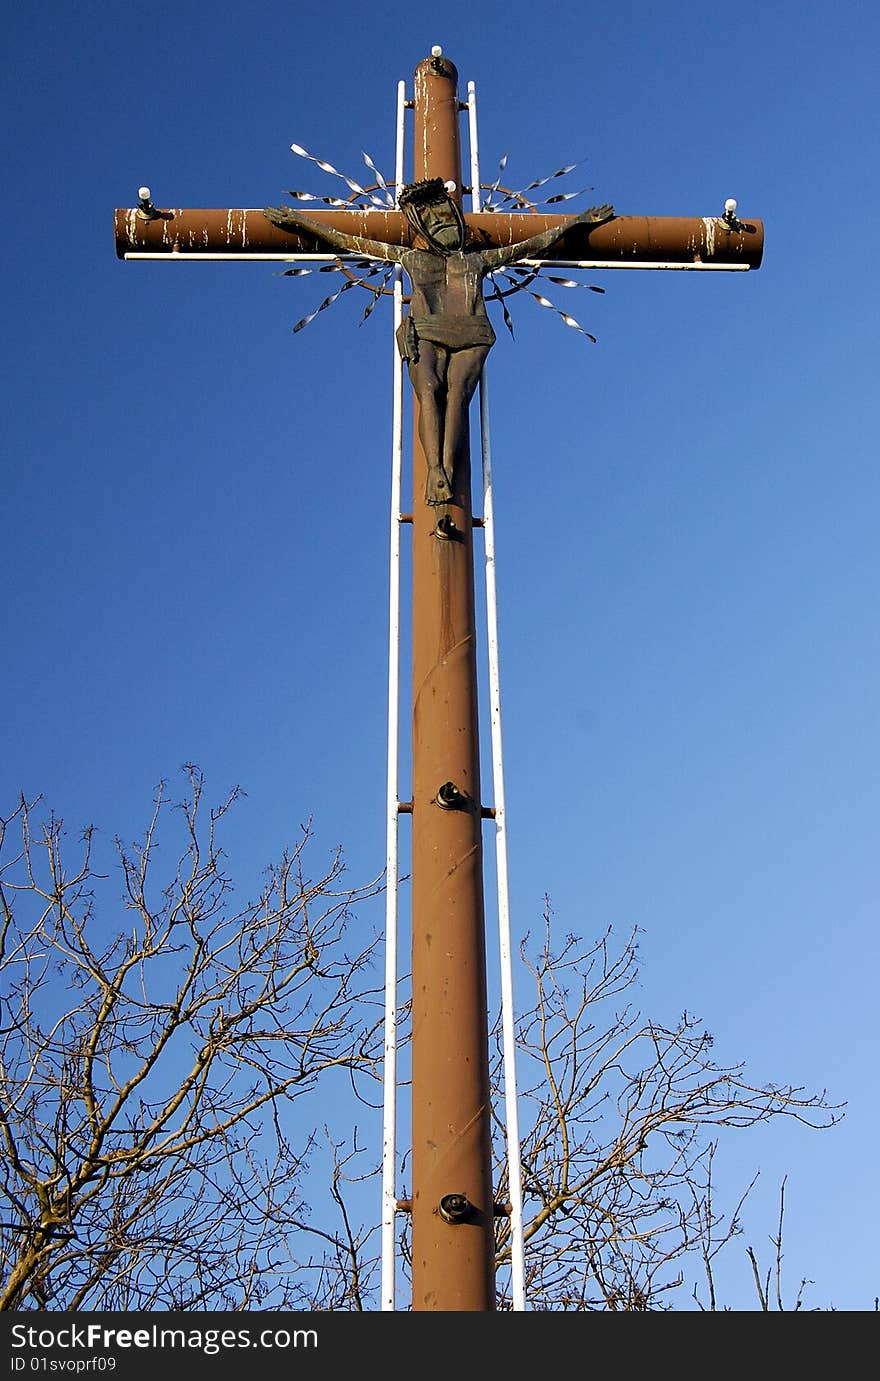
[114,207,763,268]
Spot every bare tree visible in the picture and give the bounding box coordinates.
[0,768,384,1311]
[484,905,842,1310]
[0,779,844,1311]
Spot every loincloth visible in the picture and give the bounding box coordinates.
[396,312,496,361]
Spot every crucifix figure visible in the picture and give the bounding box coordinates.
[265,181,614,503]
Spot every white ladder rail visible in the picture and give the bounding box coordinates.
[380,76,407,1315]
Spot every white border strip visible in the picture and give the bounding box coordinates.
[123,252,341,261]
[519,258,751,271]
[124,253,751,270]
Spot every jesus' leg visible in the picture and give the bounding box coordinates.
[442,345,491,495]
[408,343,453,504]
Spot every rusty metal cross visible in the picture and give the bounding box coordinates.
[114,46,763,1313]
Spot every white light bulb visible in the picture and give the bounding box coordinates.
[724,198,737,215]
[431,45,443,56]
[138,187,151,202]
[444,180,456,193]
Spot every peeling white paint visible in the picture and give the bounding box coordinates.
[702,216,717,259]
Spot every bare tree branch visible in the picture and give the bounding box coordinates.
[0,771,384,1310]
[487,899,842,1310]
[0,792,846,1311]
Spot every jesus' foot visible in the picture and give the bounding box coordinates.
[426,465,453,505]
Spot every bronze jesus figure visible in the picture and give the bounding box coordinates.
[265,180,614,504]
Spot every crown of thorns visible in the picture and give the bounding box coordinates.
[398,178,449,208]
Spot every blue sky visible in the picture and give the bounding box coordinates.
[3,1,878,1309]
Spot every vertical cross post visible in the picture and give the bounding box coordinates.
[408,52,495,1311]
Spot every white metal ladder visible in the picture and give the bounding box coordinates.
[380,73,527,1313]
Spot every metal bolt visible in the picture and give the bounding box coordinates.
[436,781,465,810]
[435,514,460,541]
[136,187,157,221]
[438,1192,472,1225]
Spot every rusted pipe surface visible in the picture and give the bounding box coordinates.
[115,205,763,266]
[408,51,496,1313]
